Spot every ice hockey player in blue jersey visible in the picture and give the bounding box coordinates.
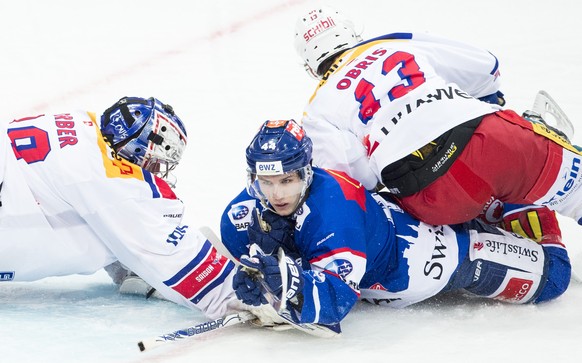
[220,119,571,333]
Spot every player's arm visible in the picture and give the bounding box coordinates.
[409,32,504,104]
[235,250,360,325]
[219,191,263,260]
[71,176,239,318]
[234,217,367,326]
[302,112,378,190]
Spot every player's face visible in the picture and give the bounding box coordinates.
[256,172,304,216]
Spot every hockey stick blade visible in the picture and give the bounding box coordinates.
[137,311,255,352]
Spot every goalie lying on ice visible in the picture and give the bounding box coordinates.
[0,97,247,320]
[220,120,571,331]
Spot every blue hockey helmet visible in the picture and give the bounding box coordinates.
[245,120,314,209]
[100,97,187,186]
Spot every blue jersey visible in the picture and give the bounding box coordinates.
[221,168,470,325]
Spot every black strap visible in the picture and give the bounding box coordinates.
[101,97,151,146]
[147,132,164,145]
[381,116,483,197]
[102,96,149,129]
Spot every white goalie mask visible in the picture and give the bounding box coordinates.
[294,6,362,79]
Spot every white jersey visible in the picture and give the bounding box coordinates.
[302,32,502,189]
[0,111,237,318]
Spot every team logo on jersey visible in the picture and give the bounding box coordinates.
[473,242,484,251]
[324,259,353,278]
[230,204,250,220]
[228,200,256,230]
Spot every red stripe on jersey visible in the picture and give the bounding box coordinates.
[309,247,366,264]
[153,175,177,199]
[326,170,367,211]
[171,248,227,299]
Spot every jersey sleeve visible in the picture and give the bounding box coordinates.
[409,32,502,99]
[73,178,240,318]
[289,175,370,325]
[219,190,259,260]
[61,120,239,318]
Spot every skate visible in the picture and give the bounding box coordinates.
[522,90,574,142]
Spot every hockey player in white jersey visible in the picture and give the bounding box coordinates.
[294,6,582,227]
[0,97,239,319]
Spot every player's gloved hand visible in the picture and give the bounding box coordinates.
[247,208,296,256]
[501,204,564,246]
[238,251,304,304]
[478,90,505,106]
[232,265,268,306]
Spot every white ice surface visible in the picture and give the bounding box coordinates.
[1,1,581,362]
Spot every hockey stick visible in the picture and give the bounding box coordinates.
[137,310,255,352]
[199,225,237,262]
[241,210,342,338]
[244,244,341,337]
[241,247,341,338]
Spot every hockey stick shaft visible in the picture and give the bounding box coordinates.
[137,311,255,352]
